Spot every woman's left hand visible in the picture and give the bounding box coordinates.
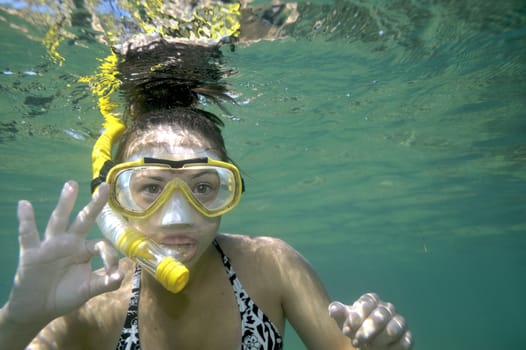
[329,293,413,350]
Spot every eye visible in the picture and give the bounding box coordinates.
[130,182,164,208]
[144,184,163,194]
[193,183,213,195]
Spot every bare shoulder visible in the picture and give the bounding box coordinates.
[216,233,314,285]
[215,234,311,330]
[217,233,304,263]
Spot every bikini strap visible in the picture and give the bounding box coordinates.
[212,239,226,258]
[213,239,237,283]
[212,239,283,349]
[115,265,142,350]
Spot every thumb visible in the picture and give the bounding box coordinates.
[328,301,348,328]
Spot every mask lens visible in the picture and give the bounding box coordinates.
[114,166,169,213]
[187,166,236,211]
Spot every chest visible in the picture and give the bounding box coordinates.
[138,285,243,349]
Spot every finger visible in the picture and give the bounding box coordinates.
[387,330,413,350]
[46,181,79,238]
[354,305,393,346]
[383,314,407,345]
[84,239,124,298]
[358,292,380,305]
[328,301,348,328]
[346,293,380,337]
[69,183,109,237]
[88,239,120,275]
[87,268,124,298]
[357,304,400,346]
[17,200,40,250]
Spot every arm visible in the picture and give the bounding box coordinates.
[0,181,124,349]
[274,240,413,350]
[273,240,354,349]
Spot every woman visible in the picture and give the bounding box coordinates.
[0,39,412,350]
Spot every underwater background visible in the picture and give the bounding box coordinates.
[1,0,525,349]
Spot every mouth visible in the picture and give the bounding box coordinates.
[158,236,198,262]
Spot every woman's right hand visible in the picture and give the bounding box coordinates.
[3,181,124,326]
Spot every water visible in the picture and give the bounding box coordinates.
[1,1,525,349]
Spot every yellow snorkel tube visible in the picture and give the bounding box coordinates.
[87,54,189,294]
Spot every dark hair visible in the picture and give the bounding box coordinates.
[114,38,235,163]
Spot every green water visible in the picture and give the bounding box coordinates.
[1,1,525,349]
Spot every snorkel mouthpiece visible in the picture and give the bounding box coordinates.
[156,256,190,294]
[116,228,189,294]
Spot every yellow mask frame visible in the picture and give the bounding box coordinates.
[106,157,244,219]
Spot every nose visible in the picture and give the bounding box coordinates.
[158,191,195,226]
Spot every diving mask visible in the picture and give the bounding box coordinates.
[107,157,243,219]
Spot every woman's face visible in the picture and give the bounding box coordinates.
[123,126,222,267]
